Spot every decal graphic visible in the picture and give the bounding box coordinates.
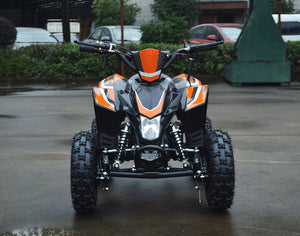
[174,74,207,110]
[93,74,125,111]
[135,91,165,118]
[93,87,115,111]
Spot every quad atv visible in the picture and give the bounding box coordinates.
[71,40,235,213]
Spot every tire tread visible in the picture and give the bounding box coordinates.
[71,131,97,213]
[205,130,235,210]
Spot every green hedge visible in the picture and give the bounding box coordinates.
[0,42,299,82]
[0,44,119,81]
[285,41,300,75]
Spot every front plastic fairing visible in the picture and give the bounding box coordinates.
[120,74,183,145]
[92,73,208,113]
[93,73,209,147]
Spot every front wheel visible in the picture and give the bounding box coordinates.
[71,131,98,213]
[205,130,235,210]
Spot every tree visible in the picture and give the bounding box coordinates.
[141,0,198,44]
[140,15,191,44]
[92,0,141,26]
[151,0,201,26]
[270,0,295,14]
[0,16,17,48]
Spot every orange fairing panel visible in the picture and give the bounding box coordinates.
[93,74,125,111]
[99,74,125,88]
[135,91,165,118]
[186,85,208,110]
[139,49,161,82]
[93,87,115,111]
[175,73,202,86]
[174,74,207,111]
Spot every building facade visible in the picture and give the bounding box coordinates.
[295,0,300,13]
[197,0,248,24]
[129,0,155,26]
[129,0,249,26]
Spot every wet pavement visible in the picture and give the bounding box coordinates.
[0,82,299,235]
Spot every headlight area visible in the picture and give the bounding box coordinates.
[140,115,161,140]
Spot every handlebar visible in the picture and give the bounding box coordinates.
[75,40,137,71]
[177,41,224,53]
[162,41,223,70]
[75,40,115,53]
[74,40,224,72]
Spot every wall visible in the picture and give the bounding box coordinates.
[129,0,155,26]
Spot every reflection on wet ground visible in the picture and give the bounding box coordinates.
[0,86,36,96]
[2,228,73,236]
[0,114,17,119]
[0,83,97,96]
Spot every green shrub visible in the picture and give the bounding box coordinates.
[0,44,120,80]
[0,42,299,82]
[140,16,191,44]
[285,41,300,74]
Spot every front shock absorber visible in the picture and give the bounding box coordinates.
[116,122,131,165]
[169,123,186,161]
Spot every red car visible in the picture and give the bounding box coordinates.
[190,23,243,44]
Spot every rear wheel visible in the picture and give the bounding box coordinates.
[205,118,213,135]
[205,130,235,210]
[91,118,97,137]
[71,131,98,213]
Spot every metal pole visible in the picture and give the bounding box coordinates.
[120,0,124,75]
[62,0,71,42]
[277,0,282,33]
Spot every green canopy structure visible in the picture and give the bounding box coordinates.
[225,0,291,86]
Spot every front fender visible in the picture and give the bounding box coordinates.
[173,74,208,111]
[93,73,127,112]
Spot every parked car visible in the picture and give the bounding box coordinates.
[52,33,79,43]
[189,23,243,44]
[83,25,141,44]
[14,27,59,49]
[272,14,300,41]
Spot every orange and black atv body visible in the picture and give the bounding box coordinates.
[71,40,235,213]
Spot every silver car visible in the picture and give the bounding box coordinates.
[272,14,300,41]
[14,27,59,49]
[83,25,141,44]
[52,33,79,43]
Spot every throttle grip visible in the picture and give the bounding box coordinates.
[79,45,99,53]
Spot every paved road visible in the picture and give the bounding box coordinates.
[0,83,299,235]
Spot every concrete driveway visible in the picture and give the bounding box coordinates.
[0,83,299,235]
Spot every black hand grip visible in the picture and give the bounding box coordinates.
[189,41,224,53]
[76,40,112,51]
[79,45,100,53]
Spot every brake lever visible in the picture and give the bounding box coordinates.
[187,58,194,86]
